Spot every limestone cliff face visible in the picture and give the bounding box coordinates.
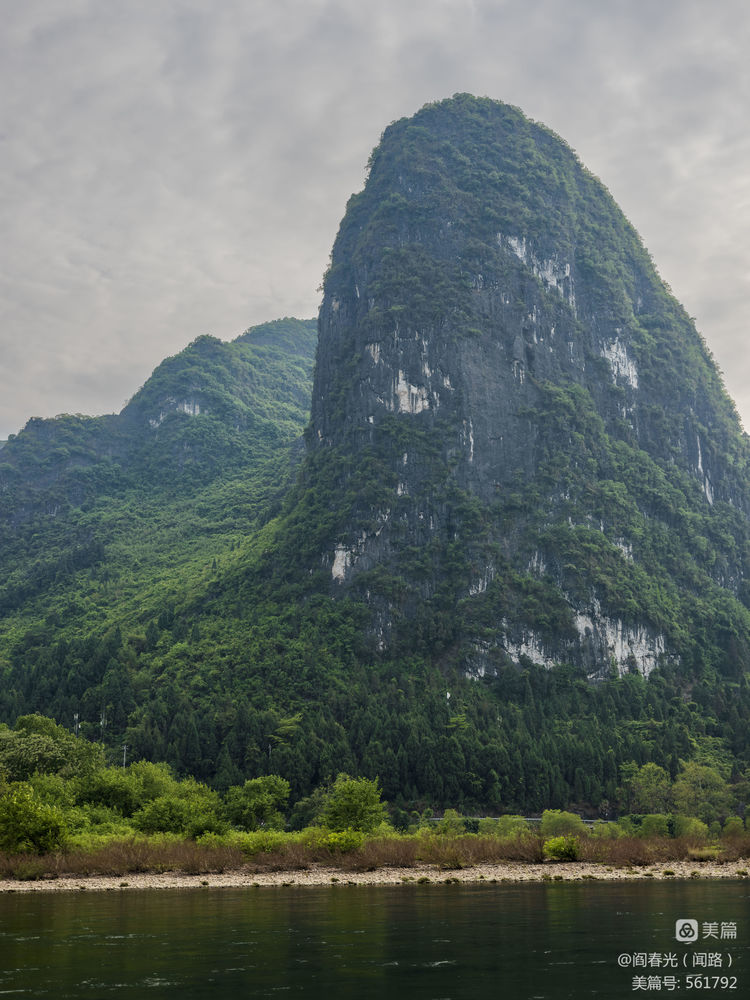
[307,95,750,679]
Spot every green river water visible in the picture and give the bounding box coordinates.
[0,880,747,998]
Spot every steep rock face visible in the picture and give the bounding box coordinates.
[306,95,750,679]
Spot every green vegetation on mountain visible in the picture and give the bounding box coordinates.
[2,98,750,823]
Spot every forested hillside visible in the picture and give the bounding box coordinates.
[2,99,750,821]
[0,318,317,754]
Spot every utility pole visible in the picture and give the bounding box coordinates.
[122,743,128,768]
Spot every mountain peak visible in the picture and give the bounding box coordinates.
[297,94,750,679]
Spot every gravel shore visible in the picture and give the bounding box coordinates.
[2,859,747,893]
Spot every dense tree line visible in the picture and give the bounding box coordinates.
[0,714,746,859]
[3,610,749,817]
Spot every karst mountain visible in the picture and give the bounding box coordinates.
[2,95,749,810]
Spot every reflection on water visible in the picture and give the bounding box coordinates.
[0,880,747,998]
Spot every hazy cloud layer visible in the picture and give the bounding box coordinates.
[2,0,749,436]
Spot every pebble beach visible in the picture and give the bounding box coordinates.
[2,859,746,892]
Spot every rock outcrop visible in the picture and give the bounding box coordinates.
[304,94,750,679]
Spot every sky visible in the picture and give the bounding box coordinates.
[2,0,749,438]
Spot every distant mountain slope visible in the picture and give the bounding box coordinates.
[0,316,316,655]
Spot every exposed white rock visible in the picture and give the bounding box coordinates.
[574,600,665,678]
[419,337,432,378]
[614,538,633,561]
[507,235,526,261]
[365,343,381,364]
[149,399,201,429]
[503,630,558,669]
[463,418,474,462]
[481,598,668,678]
[528,551,547,576]
[331,544,352,581]
[500,234,576,313]
[331,513,390,582]
[695,435,714,505]
[393,371,430,413]
[469,563,495,595]
[602,336,639,389]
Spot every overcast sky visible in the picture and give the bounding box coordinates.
[2,0,749,438]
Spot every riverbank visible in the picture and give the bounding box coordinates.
[2,858,747,892]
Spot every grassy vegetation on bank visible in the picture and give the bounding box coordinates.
[2,822,750,883]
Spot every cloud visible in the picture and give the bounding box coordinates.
[2,0,750,436]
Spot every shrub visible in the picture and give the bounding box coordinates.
[722,817,745,839]
[0,781,67,853]
[28,773,76,809]
[494,815,532,838]
[132,795,192,834]
[672,815,709,841]
[591,820,622,839]
[322,829,366,853]
[65,803,134,837]
[543,836,580,862]
[75,767,140,816]
[237,830,289,856]
[127,761,177,802]
[477,817,499,836]
[539,810,586,837]
[344,834,418,870]
[613,816,638,837]
[638,814,670,839]
[436,809,466,836]
[687,846,721,862]
[10,859,48,881]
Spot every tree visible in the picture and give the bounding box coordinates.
[0,780,67,853]
[0,716,104,781]
[629,762,672,814]
[539,809,586,837]
[671,762,732,824]
[321,774,386,832]
[223,775,290,831]
[132,795,192,834]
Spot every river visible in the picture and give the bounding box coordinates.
[1,880,748,998]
